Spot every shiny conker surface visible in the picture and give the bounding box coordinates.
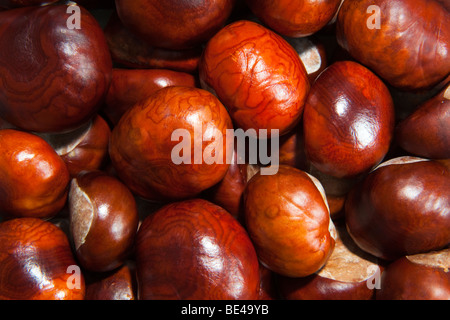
[376,248,450,300]
[303,61,395,178]
[345,157,450,261]
[0,218,85,300]
[244,165,336,278]
[396,84,450,159]
[336,0,450,90]
[104,68,197,126]
[245,0,342,37]
[69,170,139,272]
[136,199,260,300]
[115,0,236,50]
[0,129,70,219]
[199,20,310,137]
[109,86,233,202]
[0,4,112,133]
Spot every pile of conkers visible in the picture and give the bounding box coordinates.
[0,0,448,300]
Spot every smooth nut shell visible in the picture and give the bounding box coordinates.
[303,61,395,178]
[0,129,70,219]
[345,157,450,260]
[336,0,450,90]
[136,199,260,300]
[244,165,336,277]
[0,218,85,300]
[69,170,139,272]
[376,248,450,300]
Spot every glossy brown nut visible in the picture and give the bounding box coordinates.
[278,223,381,300]
[104,13,202,73]
[303,61,395,178]
[109,86,233,202]
[244,165,336,277]
[85,263,136,300]
[336,0,450,90]
[245,0,341,37]
[136,199,260,300]
[104,68,197,126]
[0,218,85,300]
[0,129,70,219]
[0,0,58,8]
[0,4,112,133]
[115,0,236,50]
[69,170,139,272]
[345,157,450,261]
[199,20,310,137]
[396,84,450,159]
[376,248,450,300]
[38,115,111,177]
[284,36,328,83]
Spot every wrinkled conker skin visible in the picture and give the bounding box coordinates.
[396,84,450,159]
[244,165,336,278]
[136,199,260,300]
[336,0,450,90]
[245,0,342,37]
[115,0,236,50]
[345,157,450,261]
[278,223,380,300]
[109,86,233,202]
[303,61,395,178]
[200,20,310,137]
[104,68,197,126]
[0,218,85,300]
[377,248,450,300]
[0,4,112,133]
[0,129,70,219]
[39,115,111,178]
[69,170,139,272]
[104,13,202,73]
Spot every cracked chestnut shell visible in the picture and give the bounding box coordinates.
[244,165,336,277]
[0,129,70,219]
[0,217,85,300]
[199,20,310,137]
[336,0,450,90]
[0,4,112,133]
[69,170,139,272]
[136,199,260,300]
[345,157,450,261]
[109,86,233,202]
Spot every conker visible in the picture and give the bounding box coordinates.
[0,217,85,300]
[396,83,450,159]
[69,170,139,272]
[377,248,450,300]
[0,129,70,219]
[109,86,233,202]
[244,165,336,278]
[115,0,236,50]
[136,199,260,300]
[199,20,310,137]
[0,4,112,133]
[303,60,395,178]
[245,0,342,37]
[345,157,450,260]
[336,0,450,90]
